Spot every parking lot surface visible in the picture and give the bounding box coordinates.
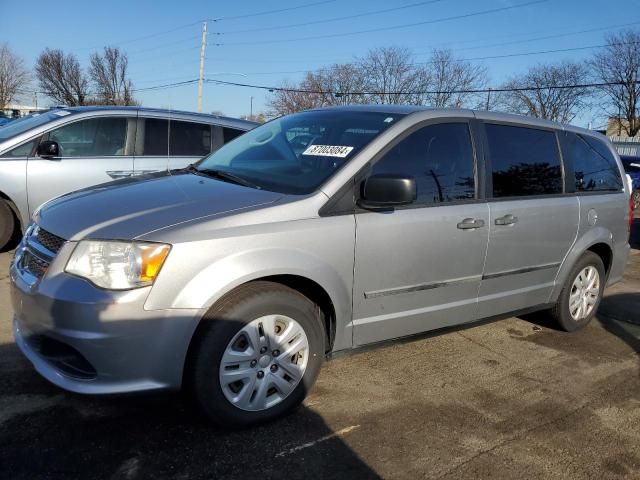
[1,222,640,479]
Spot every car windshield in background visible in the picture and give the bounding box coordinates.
[195,110,404,195]
[0,110,67,142]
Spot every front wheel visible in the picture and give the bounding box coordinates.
[187,282,325,428]
[0,200,16,251]
[551,251,605,332]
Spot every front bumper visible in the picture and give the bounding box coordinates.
[10,243,203,395]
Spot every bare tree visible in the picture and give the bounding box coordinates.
[89,47,136,105]
[423,49,488,108]
[499,61,591,123]
[591,30,640,136]
[268,63,367,116]
[36,49,88,106]
[0,43,31,109]
[360,46,429,105]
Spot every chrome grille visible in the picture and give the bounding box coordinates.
[36,228,65,254]
[22,250,49,279]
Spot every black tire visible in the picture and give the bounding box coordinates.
[0,200,16,251]
[186,281,325,428]
[551,251,605,332]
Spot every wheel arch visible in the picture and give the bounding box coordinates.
[550,228,615,302]
[181,274,339,390]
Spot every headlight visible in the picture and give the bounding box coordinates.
[65,241,170,290]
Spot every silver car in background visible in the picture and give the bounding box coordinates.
[0,107,256,249]
[10,106,631,427]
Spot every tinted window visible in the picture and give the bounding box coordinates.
[371,123,475,204]
[565,133,623,192]
[170,121,211,156]
[142,118,168,156]
[49,117,128,157]
[223,127,244,143]
[0,138,38,158]
[486,124,562,197]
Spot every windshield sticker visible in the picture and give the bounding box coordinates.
[53,110,71,116]
[303,145,354,158]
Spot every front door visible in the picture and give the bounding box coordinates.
[27,115,135,214]
[352,121,489,346]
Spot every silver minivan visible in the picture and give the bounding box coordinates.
[0,107,256,250]
[10,106,631,427]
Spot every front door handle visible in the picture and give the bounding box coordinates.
[457,218,485,230]
[495,214,518,226]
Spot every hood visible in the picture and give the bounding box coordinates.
[36,172,283,241]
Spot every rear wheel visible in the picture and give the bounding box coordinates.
[0,200,16,251]
[632,190,640,210]
[551,251,605,332]
[187,281,325,428]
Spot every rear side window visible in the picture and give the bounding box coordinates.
[169,121,211,156]
[371,122,476,205]
[565,133,623,192]
[142,118,168,156]
[486,124,563,197]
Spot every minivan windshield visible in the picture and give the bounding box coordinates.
[0,110,68,142]
[195,110,404,194]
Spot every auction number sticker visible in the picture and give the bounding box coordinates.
[302,145,354,158]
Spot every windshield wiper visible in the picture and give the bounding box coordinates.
[185,164,261,190]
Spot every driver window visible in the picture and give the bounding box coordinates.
[48,117,128,157]
[371,122,476,205]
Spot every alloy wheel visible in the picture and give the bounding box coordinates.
[569,266,600,321]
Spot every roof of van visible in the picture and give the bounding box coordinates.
[50,106,258,128]
[308,104,601,138]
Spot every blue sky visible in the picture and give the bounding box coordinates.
[3,0,640,127]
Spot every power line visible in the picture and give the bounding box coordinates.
[215,0,548,46]
[218,0,446,35]
[207,0,336,22]
[204,78,635,96]
[205,41,638,77]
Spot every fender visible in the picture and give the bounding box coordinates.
[145,246,354,351]
[548,226,613,303]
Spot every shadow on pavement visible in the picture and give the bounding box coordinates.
[0,347,379,480]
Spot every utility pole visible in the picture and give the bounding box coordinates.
[197,21,208,113]
[250,96,253,119]
[485,88,491,111]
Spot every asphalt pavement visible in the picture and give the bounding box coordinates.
[1,221,639,479]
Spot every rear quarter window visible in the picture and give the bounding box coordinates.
[564,133,623,192]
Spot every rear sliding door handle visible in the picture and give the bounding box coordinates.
[495,214,518,226]
[457,218,485,230]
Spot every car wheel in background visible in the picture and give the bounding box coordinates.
[551,251,605,332]
[187,281,325,428]
[632,190,640,210]
[0,200,16,251]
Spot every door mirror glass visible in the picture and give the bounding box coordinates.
[37,140,59,158]
[360,174,416,207]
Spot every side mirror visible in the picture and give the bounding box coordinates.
[37,140,59,159]
[359,174,416,208]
